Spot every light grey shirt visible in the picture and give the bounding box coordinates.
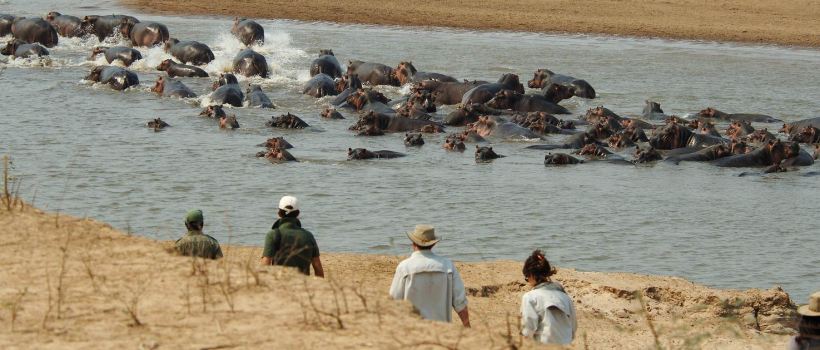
[521,281,577,345]
[389,250,468,322]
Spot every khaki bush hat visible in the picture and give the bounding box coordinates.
[798,291,820,317]
[406,225,440,247]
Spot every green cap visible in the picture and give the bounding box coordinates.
[185,209,204,224]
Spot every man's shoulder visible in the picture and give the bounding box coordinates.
[202,234,221,245]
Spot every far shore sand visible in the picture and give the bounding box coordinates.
[0,202,800,349]
[119,0,820,47]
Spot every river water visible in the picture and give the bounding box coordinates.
[1,0,818,302]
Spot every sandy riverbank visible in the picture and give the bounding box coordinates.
[0,201,801,349]
[119,0,820,47]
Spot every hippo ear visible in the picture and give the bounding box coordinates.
[348,148,352,152]
[475,145,479,149]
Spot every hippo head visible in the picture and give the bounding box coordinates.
[475,146,503,162]
[119,17,138,39]
[199,105,226,118]
[767,139,787,165]
[497,73,524,94]
[349,111,378,132]
[608,133,634,149]
[334,76,347,92]
[469,116,497,137]
[394,61,417,85]
[44,12,61,22]
[164,38,180,52]
[212,73,239,90]
[147,118,168,130]
[648,123,683,150]
[348,148,375,160]
[321,107,344,119]
[410,89,436,113]
[151,76,165,94]
[259,137,293,150]
[418,124,442,134]
[246,84,263,94]
[748,128,773,144]
[443,138,466,152]
[779,123,794,135]
[792,126,819,144]
[527,69,552,89]
[543,83,574,103]
[219,114,240,129]
[88,46,108,60]
[578,144,611,158]
[319,49,334,56]
[79,15,98,33]
[698,107,721,119]
[156,59,174,71]
[544,153,580,166]
[486,90,520,110]
[404,133,424,146]
[643,100,663,115]
[345,89,368,111]
[84,66,105,82]
[729,139,751,155]
[0,39,23,56]
[632,146,662,164]
[588,122,614,140]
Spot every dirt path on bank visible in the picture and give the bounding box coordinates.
[120,0,820,47]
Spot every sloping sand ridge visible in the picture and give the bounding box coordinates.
[0,201,800,349]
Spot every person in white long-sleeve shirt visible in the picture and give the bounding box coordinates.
[520,249,577,345]
[389,225,470,327]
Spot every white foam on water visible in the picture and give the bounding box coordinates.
[129,46,172,72]
[5,56,58,68]
[205,31,311,86]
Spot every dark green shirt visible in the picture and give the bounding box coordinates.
[175,230,223,260]
[262,218,320,275]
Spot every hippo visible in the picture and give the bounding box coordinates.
[0,14,16,36]
[157,59,208,78]
[814,145,820,160]
[443,139,466,152]
[309,49,343,78]
[245,85,275,108]
[151,76,196,98]
[258,148,296,163]
[209,76,244,107]
[85,66,139,91]
[404,133,424,147]
[510,112,576,135]
[697,107,782,124]
[147,118,169,130]
[395,101,433,121]
[620,118,655,131]
[80,15,139,42]
[607,133,635,149]
[266,113,309,129]
[686,133,729,148]
[394,61,457,85]
[527,131,601,151]
[485,90,570,115]
[664,144,732,165]
[642,101,668,120]
[468,116,540,140]
[648,122,695,150]
[330,74,363,106]
[715,140,802,167]
[443,103,508,126]
[44,12,82,37]
[347,60,400,86]
[528,69,596,99]
[461,73,525,105]
[233,49,269,78]
[89,46,142,66]
[632,146,663,163]
[475,146,504,162]
[219,114,240,129]
[780,117,820,136]
[621,125,650,142]
[164,38,214,65]
[789,126,820,144]
[1,39,49,58]
[120,20,169,47]
[542,83,576,104]
[414,79,488,106]
[344,89,395,115]
[321,107,345,119]
[11,18,58,47]
[349,111,443,134]
[576,144,613,158]
[231,18,264,46]
[348,148,405,160]
[200,105,227,119]
[696,121,722,137]
[544,153,583,166]
[258,137,294,150]
[726,120,756,139]
[212,73,239,90]
[302,73,338,98]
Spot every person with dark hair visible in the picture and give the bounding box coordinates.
[520,249,576,345]
[789,291,820,350]
[260,196,324,277]
[174,209,223,260]
[389,225,470,326]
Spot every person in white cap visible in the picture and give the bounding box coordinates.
[388,225,470,326]
[789,291,820,350]
[260,195,324,277]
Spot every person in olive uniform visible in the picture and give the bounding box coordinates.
[174,209,223,259]
[260,196,324,277]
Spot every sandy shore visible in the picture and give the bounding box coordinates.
[0,201,800,349]
[119,0,820,47]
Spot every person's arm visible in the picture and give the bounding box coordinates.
[388,266,405,300]
[311,256,324,278]
[521,294,539,338]
[213,244,223,259]
[260,230,277,265]
[451,267,470,327]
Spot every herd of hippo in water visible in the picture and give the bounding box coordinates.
[2,12,819,174]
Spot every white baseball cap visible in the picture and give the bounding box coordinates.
[278,195,299,214]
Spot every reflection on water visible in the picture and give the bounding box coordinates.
[1,0,819,302]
